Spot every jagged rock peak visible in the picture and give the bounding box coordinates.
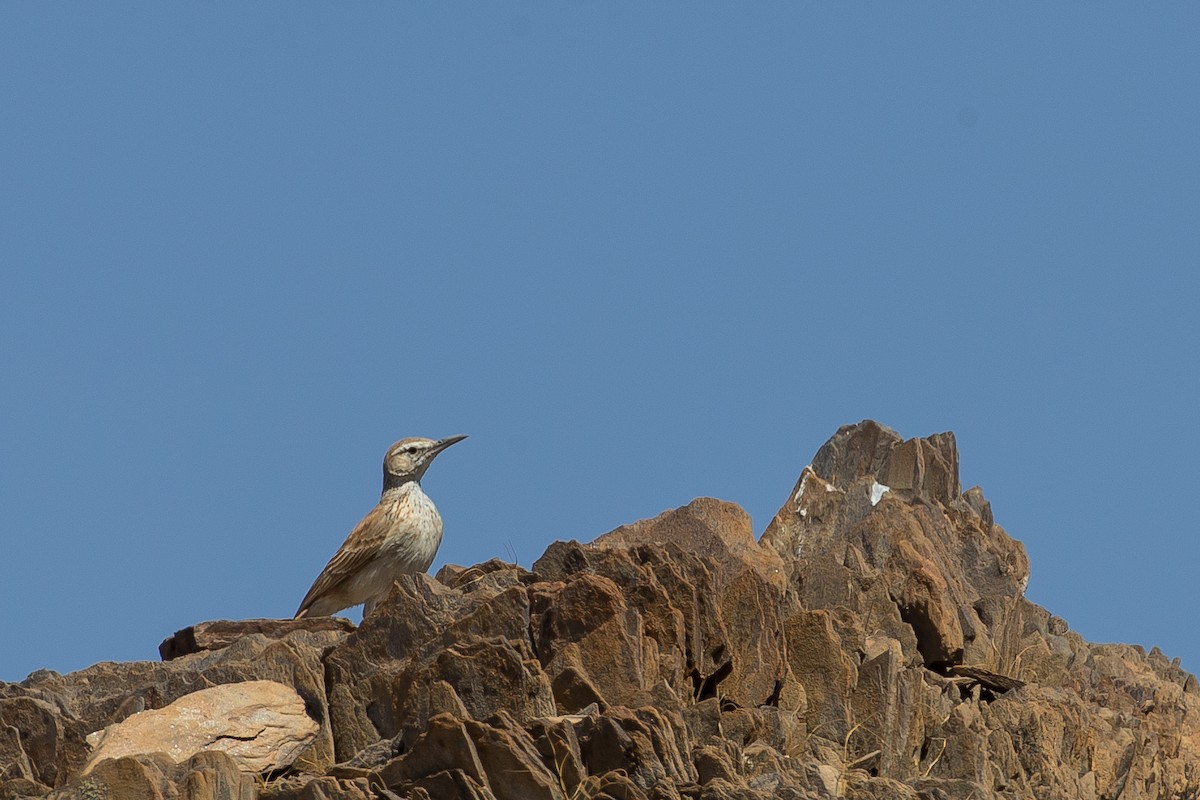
[811,419,962,507]
[763,421,1029,672]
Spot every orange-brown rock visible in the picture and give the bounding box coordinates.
[159,617,356,661]
[5,421,1199,800]
[84,680,317,775]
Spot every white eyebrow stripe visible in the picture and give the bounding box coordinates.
[391,440,433,455]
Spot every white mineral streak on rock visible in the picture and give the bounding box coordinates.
[792,467,812,511]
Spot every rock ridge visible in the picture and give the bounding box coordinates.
[2,420,1196,800]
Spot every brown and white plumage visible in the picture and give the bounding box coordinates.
[294,435,466,619]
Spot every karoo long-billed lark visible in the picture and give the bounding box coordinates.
[294,435,466,618]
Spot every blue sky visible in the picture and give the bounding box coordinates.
[2,5,1197,682]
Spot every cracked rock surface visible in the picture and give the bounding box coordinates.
[4,421,1198,800]
[83,680,317,775]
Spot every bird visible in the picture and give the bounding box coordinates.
[294,434,467,619]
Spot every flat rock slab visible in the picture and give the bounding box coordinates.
[84,680,318,774]
[158,617,356,660]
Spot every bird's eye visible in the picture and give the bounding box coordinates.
[405,446,418,454]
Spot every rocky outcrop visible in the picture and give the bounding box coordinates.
[3,618,349,797]
[4,421,1198,799]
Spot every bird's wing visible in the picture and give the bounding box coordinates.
[294,503,391,618]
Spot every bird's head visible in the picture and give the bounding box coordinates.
[383,434,467,488]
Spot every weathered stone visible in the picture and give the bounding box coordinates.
[464,711,561,800]
[616,545,729,704]
[10,421,1200,800]
[404,769,496,800]
[75,755,169,800]
[758,413,1060,800]
[880,432,960,507]
[693,745,735,785]
[680,698,723,746]
[576,705,695,791]
[528,714,587,799]
[85,681,318,774]
[891,537,964,668]
[712,566,785,708]
[323,574,554,761]
[592,498,786,592]
[534,541,714,707]
[0,695,89,790]
[174,751,256,800]
[715,707,761,749]
[783,610,855,743]
[849,636,922,778]
[436,558,536,593]
[530,574,655,711]
[158,618,355,661]
[594,501,788,709]
[809,421,902,493]
[18,629,340,773]
[379,713,487,788]
[406,637,552,736]
[575,712,639,781]
[948,665,1025,695]
[589,770,650,800]
[535,501,787,711]
[49,752,251,800]
[266,776,373,800]
[0,777,49,800]
[534,544,692,699]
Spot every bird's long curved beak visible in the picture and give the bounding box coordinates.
[433,434,468,455]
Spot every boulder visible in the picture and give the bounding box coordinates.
[2,621,346,794]
[84,681,318,774]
